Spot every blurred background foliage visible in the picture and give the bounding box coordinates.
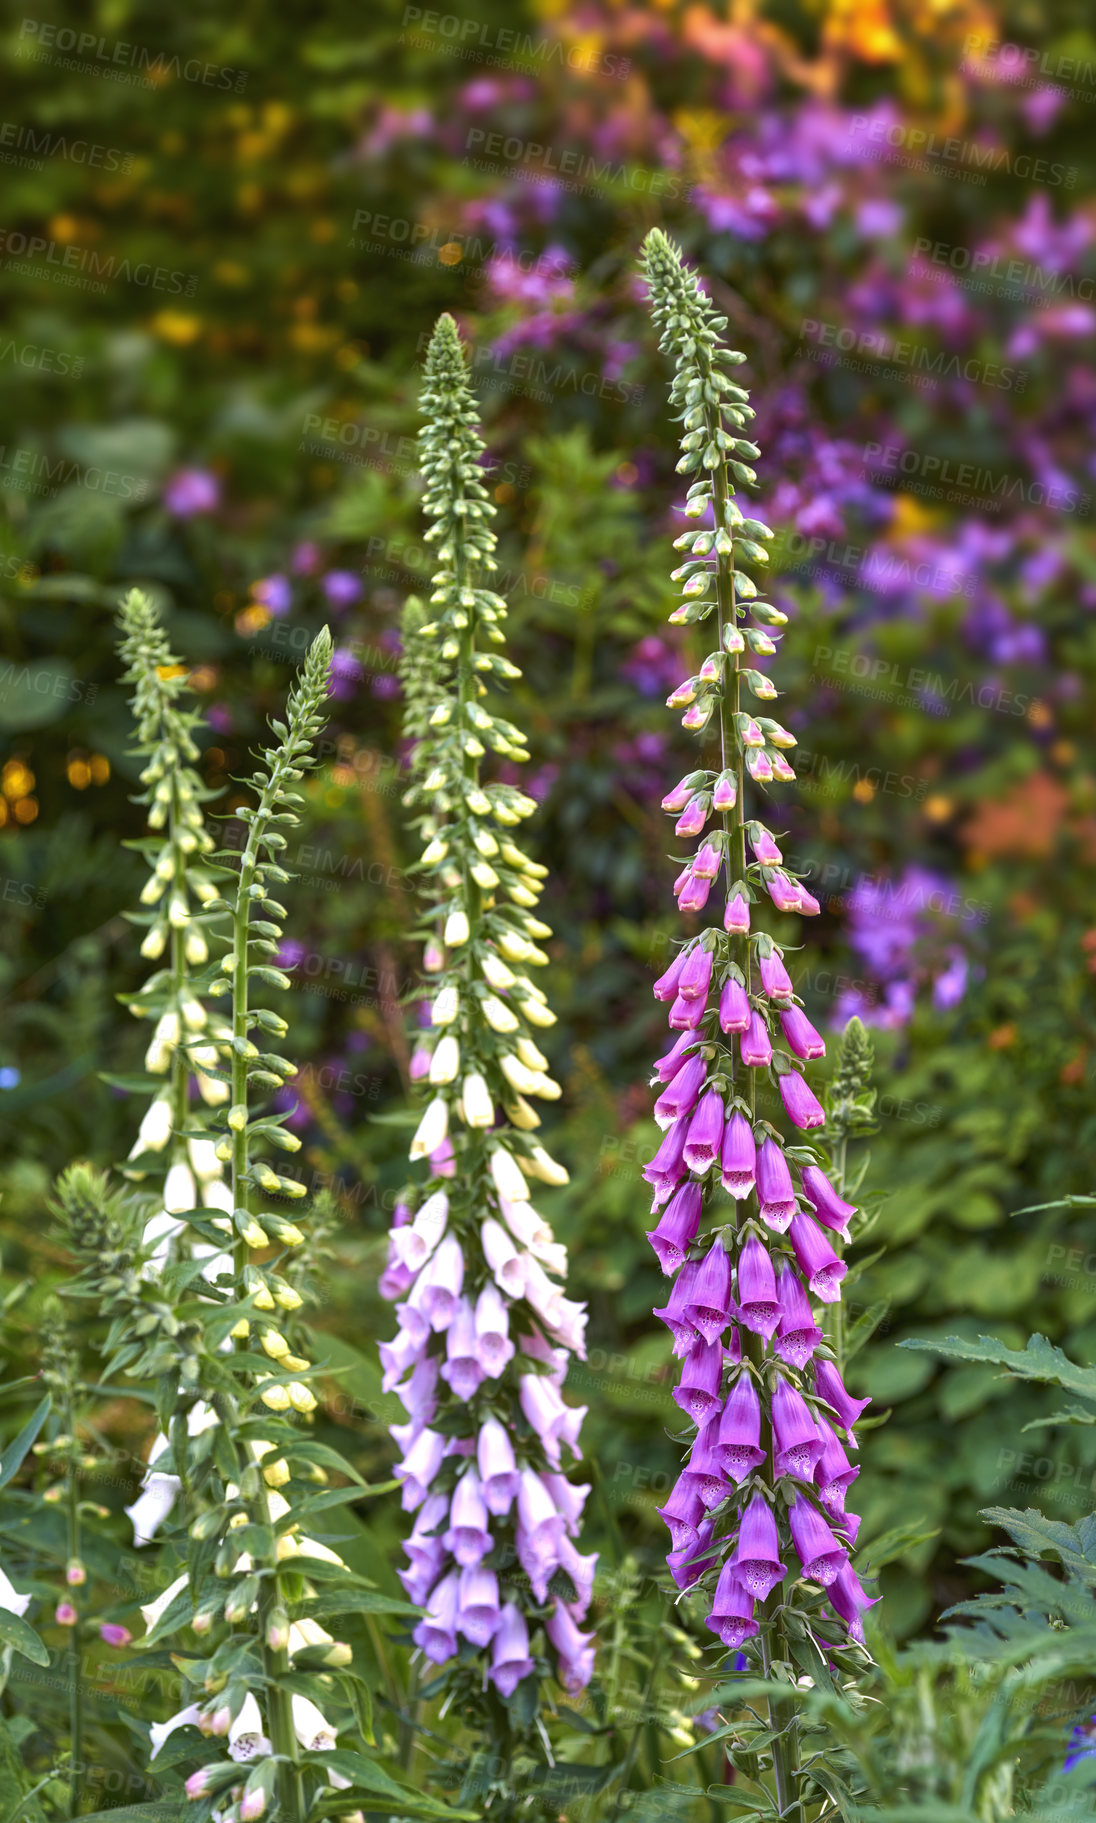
[1,0,1096,1783]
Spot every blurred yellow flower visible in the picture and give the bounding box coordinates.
[151,311,202,345]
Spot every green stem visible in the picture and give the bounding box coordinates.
[65,1402,83,1818]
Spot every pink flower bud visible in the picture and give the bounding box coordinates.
[55,1602,77,1627]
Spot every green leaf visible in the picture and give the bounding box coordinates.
[302,1749,478,1820]
[0,1607,49,1666]
[900,1332,1096,1407]
[0,1395,50,1490]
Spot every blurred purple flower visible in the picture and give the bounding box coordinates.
[253,574,291,616]
[321,569,363,607]
[163,468,220,517]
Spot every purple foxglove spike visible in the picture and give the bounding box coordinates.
[444,1467,492,1566]
[736,1237,780,1339]
[517,1469,565,1560]
[774,1265,824,1369]
[557,1534,598,1617]
[719,977,750,1033]
[789,1211,847,1304]
[661,776,695,813]
[741,1011,772,1068]
[683,1238,733,1344]
[519,1373,568,1468]
[724,892,749,934]
[653,1255,704,1356]
[672,1335,724,1423]
[756,1138,797,1232]
[419,1232,465,1331]
[766,870,802,913]
[395,1426,445,1511]
[799,1165,856,1232]
[668,990,707,1031]
[668,1517,718,1590]
[788,1493,846,1586]
[646,1180,703,1274]
[678,945,714,1002]
[675,795,709,838]
[397,1355,440,1423]
[759,951,794,998]
[706,1559,759,1648]
[477,1417,520,1516]
[490,1601,536,1697]
[815,1417,860,1514]
[656,1471,706,1553]
[813,1358,871,1433]
[642,1117,689,1207]
[714,1374,766,1483]
[654,1053,707,1129]
[653,1029,698,1084]
[826,1562,877,1643]
[780,1005,826,1061]
[682,1415,729,1510]
[457,1565,501,1646]
[749,826,783,865]
[720,1111,756,1200]
[653,947,689,1002]
[412,1570,459,1663]
[772,1376,824,1479]
[779,1071,826,1131]
[542,1474,590,1537]
[440,1296,485,1401]
[546,1599,596,1694]
[712,774,737,812]
[473,1282,514,1377]
[678,872,712,914]
[693,841,720,879]
[732,1492,786,1599]
[683,1089,725,1175]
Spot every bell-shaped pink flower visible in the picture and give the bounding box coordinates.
[642,1118,688,1208]
[654,1052,706,1129]
[774,1265,823,1369]
[759,950,793,998]
[740,1011,772,1067]
[671,1335,724,1423]
[490,1601,535,1696]
[682,1238,733,1344]
[477,1418,520,1516]
[473,1283,514,1377]
[756,1138,796,1231]
[814,1358,871,1433]
[815,1416,860,1515]
[714,1374,765,1483]
[749,826,782,865]
[413,1571,459,1663]
[799,1165,856,1232]
[678,944,713,1002]
[778,1071,826,1130]
[723,890,749,933]
[788,1211,847,1304]
[680,1415,728,1510]
[656,1472,705,1553]
[719,977,750,1033]
[653,1256,703,1356]
[736,1237,780,1339]
[646,1180,703,1274]
[440,1297,485,1400]
[780,1004,826,1060]
[683,1090,724,1175]
[731,1493,786,1599]
[444,1467,491,1566]
[772,1377,824,1479]
[706,1559,758,1648]
[788,1493,846,1586]
[457,1565,500,1646]
[826,1562,877,1642]
[720,1111,756,1199]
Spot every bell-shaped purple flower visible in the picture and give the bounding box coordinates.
[706,1559,758,1648]
[642,1117,688,1208]
[653,1029,698,1084]
[444,1467,491,1566]
[683,1090,724,1174]
[678,871,712,914]
[756,1138,796,1231]
[669,989,707,1031]
[557,1533,598,1616]
[814,1358,871,1433]
[656,1472,705,1553]
[682,1238,733,1344]
[714,1374,766,1483]
[799,1165,856,1232]
[774,1265,823,1369]
[731,1492,786,1599]
[457,1565,501,1646]
[720,1111,756,1200]
[741,1011,772,1067]
[672,1335,724,1423]
[772,1377,824,1479]
[653,1256,702,1356]
[440,1296,485,1400]
[646,1180,703,1274]
[419,1233,465,1331]
[678,944,713,1002]
[542,1473,589,1539]
[815,1417,860,1515]
[668,1517,718,1591]
[749,826,782,865]
[788,1493,846,1586]
[788,1211,847,1304]
[826,1562,877,1643]
[519,1373,579,1469]
[736,1237,780,1340]
[477,1417,520,1516]
[490,1601,536,1696]
[719,977,750,1033]
[778,1070,826,1131]
[653,947,688,1003]
[780,1004,826,1061]
[654,1052,706,1129]
[516,1469,565,1566]
[395,1426,445,1511]
[473,1282,514,1377]
[675,795,709,838]
[759,950,793,998]
[546,1599,595,1694]
[681,1415,728,1510]
[413,1570,459,1663]
[724,891,749,934]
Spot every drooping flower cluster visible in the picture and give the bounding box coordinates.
[639,232,876,1672]
[380,315,596,1718]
